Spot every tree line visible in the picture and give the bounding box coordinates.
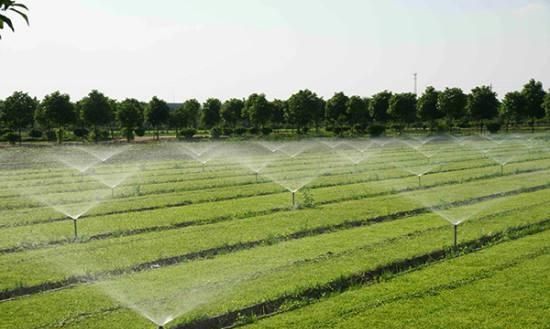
[1,79,549,143]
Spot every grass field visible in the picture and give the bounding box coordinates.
[0,134,549,329]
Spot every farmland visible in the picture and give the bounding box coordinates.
[0,134,549,329]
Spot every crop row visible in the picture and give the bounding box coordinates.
[1,197,547,329]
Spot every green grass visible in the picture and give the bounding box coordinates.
[0,137,548,329]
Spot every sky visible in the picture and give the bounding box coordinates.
[1,0,549,102]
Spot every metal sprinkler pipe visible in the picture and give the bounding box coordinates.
[500,164,504,176]
[73,218,78,240]
[453,224,458,249]
[291,191,296,207]
[418,175,422,187]
[255,171,259,183]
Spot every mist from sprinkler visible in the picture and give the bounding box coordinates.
[175,142,223,172]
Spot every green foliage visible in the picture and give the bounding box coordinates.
[146,96,170,140]
[134,127,145,137]
[39,91,76,131]
[201,98,222,129]
[1,91,37,137]
[388,93,417,128]
[210,126,222,139]
[417,86,442,126]
[5,131,18,144]
[368,123,385,137]
[437,87,467,128]
[270,99,287,126]
[485,121,502,133]
[73,128,89,138]
[117,99,143,140]
[467,85,499,132]
[369,91,392,123]
[521,79,546,123]
[287,89,323,132]
[80,90,114,141]
[0,1,28,38]
[500,91,526,125]
[347,96,370,127]
[28,129,42,139]
[245,93,271,128]
[221,98,244,128]
[182,99,201,128]
[325,92,349,126]
[543,91,550,119]
[179,128,197,139]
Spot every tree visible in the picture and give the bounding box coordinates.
[347,96,370,128]
[325,92,349,126]
[544,91,550,119]
[2,91,37,144]
[388,93,417,133]
[437,87,467,131]
[286,89,323,133]
[0,1,28,39]
[369,91,392,123]
[221,98,244,128]
[181,99,201,128]
[270,99,287,128]
[117,98,143,142]
[170,106,187,136]
[245,93,271,128]
[417,86,442,129]
[201,98,222,129]
[521,79,546,132]
[39,91,75,143]
[146,96,170,140]
[467,85,499,133]
[80,90,114,142]
[500,92,526,132]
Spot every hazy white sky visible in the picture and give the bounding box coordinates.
[1,0,549,102]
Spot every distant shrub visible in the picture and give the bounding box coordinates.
[134,127,145,137]
[486,121,502,133]
[46,130,57,142]
[29,129,43,139]
[210,127,222,139]
[222,127,234,136]
[6,132,19,144]
[90,130,109,141]
[73,128,89,138]
[352,124,366,135]
[261,127,272,136]
[248,127,260,135]
[234,127,247,136]
[180,128,197,139]
[121,128,134,141]
[368,124,386,137]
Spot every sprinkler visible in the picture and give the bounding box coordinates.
[255,171,259,183]
[453,224,458,249]
[73,218,78,239]
[291,191,296,207]
[417,174,422,187]
[158,327,164,329]
[500,164,504,176]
